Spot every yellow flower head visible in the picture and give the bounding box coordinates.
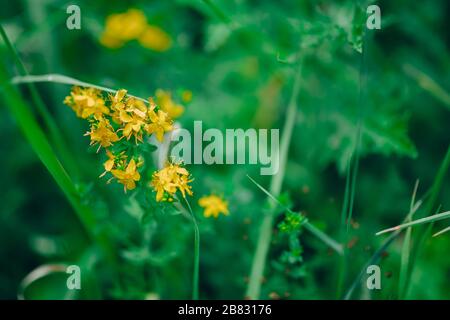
[138,25,172,52]
[199,195,229,218]
[151,162,193,202]
[145,100,173,142]
[85,118,119,151]
[117,97,149,142]
[111,159,141,192]
[100,9,148,48]
[155,89,184,119]
[64,86,109,119]
[109,89,128,124]
[100,150,127,178]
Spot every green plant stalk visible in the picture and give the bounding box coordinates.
[181,197,200,300]
[398,180,419,299]
[192,217,200,300]
[337,29,367,299]
[0,62,115,263]
[406,144,450,292]
[0,25,79,178]
[245,63,302,300]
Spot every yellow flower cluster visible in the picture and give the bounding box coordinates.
[100,9,172,52]
[198,195,229,218]
[151,162,193,202]
[64,86,174,193]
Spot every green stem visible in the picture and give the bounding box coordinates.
[245,63,302,300]
[0,24,79,178]
[398,180,419,299]
[183,197,200,300]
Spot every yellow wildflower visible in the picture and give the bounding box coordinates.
[151,162,193,202]
[119,98,148,142]
[64,87,108,119]
[100,9,147,48]
[155,89,184,119]
[110,89,128,124]
[145,101,173,142]
[85,118,119,151]
[181,90,193,103]
[111,159,141,192]
[198,195,229,218]
[138,25,172,52]
[100,150,127,178]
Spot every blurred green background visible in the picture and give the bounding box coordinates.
[0,0,449,299]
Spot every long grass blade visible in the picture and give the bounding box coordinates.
[0,61,115,262]
[376,211,450,236]
[246,63,303,300]
[0,25,79,177]
[433,226,450,237]
[398,180,419,299]
[11,73,149,104]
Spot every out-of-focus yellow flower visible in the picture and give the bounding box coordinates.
[155,89,184,119]
[100,9,147,48]
[138,25,172,52]
[181,90,193,103]
[85,118,119,151]
[111,159,141,192]
[199,195,229,218]
[145,101,173,142]
[100,9,171,52]
[151,162,193,202]
[64,87,108,119]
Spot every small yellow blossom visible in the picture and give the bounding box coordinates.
[198,195,229,218]
[181,90,193,104]
[64,87,108,119]
[155,89,184,119]
[118,98,148,142]
[110,89,128,124]
[145,101,173,142]
[138,25,172,52]
[100,9,148,48]
[111,159,141,192]
[100,150,127,177]
[151,162,193,202]
[85,118,119,151]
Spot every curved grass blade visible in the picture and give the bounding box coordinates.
[11,73,149,104]
[0,24,79,177]
[0,62,115,262]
